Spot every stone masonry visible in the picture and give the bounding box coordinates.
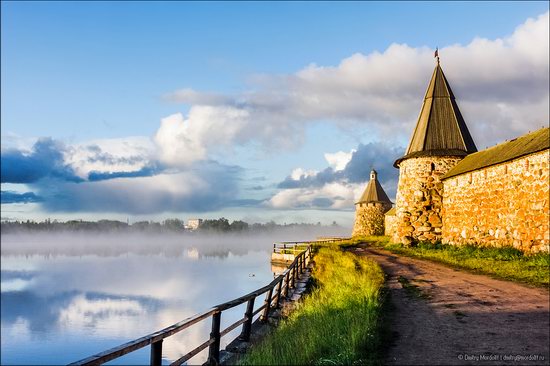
[353,202,390,236]
[352,169,392,237]
[442,150,550,253]
[393,156,463,244]
[384,209,397,237]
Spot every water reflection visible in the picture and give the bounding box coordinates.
[0,233,283,365]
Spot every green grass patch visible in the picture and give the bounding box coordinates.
[360,236,550,287]
[240,247,385,365]
[333,236,391,250]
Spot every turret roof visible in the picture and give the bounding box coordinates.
[395,61,477,167]
[357,170,392,204]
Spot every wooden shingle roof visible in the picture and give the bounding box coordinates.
[442,127,549,180]
[385,207,396,216]
[356,170,392,204]
[395,62,477,167]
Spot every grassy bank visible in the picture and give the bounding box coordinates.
[353,236,549,287]
[240,246,385,365]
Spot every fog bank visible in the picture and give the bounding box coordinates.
[1,225,351,257]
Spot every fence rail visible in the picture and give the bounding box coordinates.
[70,241,321,366]
[272,237,349,255]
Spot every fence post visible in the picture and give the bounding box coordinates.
[291,262,296,289]
[239,298,255,342]
[207,311,221,365]
[260,288,273,322]
[150,340,163,366]
[284,271,290,297]
[274,278,283,308]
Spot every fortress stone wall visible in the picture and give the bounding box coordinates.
[393,156,463,244]
[441,150,549,253]
[353,203,391,237]
[384,208,397,237]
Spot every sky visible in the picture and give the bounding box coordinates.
[1,1,549,226]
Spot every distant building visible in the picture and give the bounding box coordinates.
[352,169,393,236]
[186,247,200,259]
[186,219,203,231]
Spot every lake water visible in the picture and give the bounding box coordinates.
[1,230,344,365]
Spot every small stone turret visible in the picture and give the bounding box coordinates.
[352,169,393,237]
[393,58,477,245]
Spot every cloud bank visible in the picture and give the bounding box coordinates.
[37,162,243,214]
[268,142,402,210]
[1,137,246,214]
[1,138,82,184]
[1,191,43,204]
[164,11,548,162]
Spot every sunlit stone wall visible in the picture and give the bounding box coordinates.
[393,156,463,244]
[353,202,391,237]
[442,150,550,253]
[384,211,397,237]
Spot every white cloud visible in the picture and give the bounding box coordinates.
[66,137,154,178]
[324,149,356,171]
[267,182,364,210]
[153,108,250,167]
[153,113,207,166]
[290,168,318,180]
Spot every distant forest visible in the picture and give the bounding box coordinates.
[1,217,340,234]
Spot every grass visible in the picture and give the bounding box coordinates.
[353,236,550,288]
[239,246,386,365]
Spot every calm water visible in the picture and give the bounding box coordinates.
[0,231,318,365]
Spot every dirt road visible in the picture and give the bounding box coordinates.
[350,246,549,365]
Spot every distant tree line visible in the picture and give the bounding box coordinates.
[1,217,340,234]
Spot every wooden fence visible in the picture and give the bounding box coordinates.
[272,237,348,255]
[70,241,325,366]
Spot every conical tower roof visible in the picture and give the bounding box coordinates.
[394,61,477,167]
[356,170,392,204]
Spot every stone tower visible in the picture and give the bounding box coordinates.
[352,169,393,237]
[393,58,477,245]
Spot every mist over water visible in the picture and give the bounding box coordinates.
[1,225,350,256]
[1,226,349,364]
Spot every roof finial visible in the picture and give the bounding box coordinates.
[434,47,440,65]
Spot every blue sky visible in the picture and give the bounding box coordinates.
[1,1,549,225]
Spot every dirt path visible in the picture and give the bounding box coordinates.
[350,246,549,365]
